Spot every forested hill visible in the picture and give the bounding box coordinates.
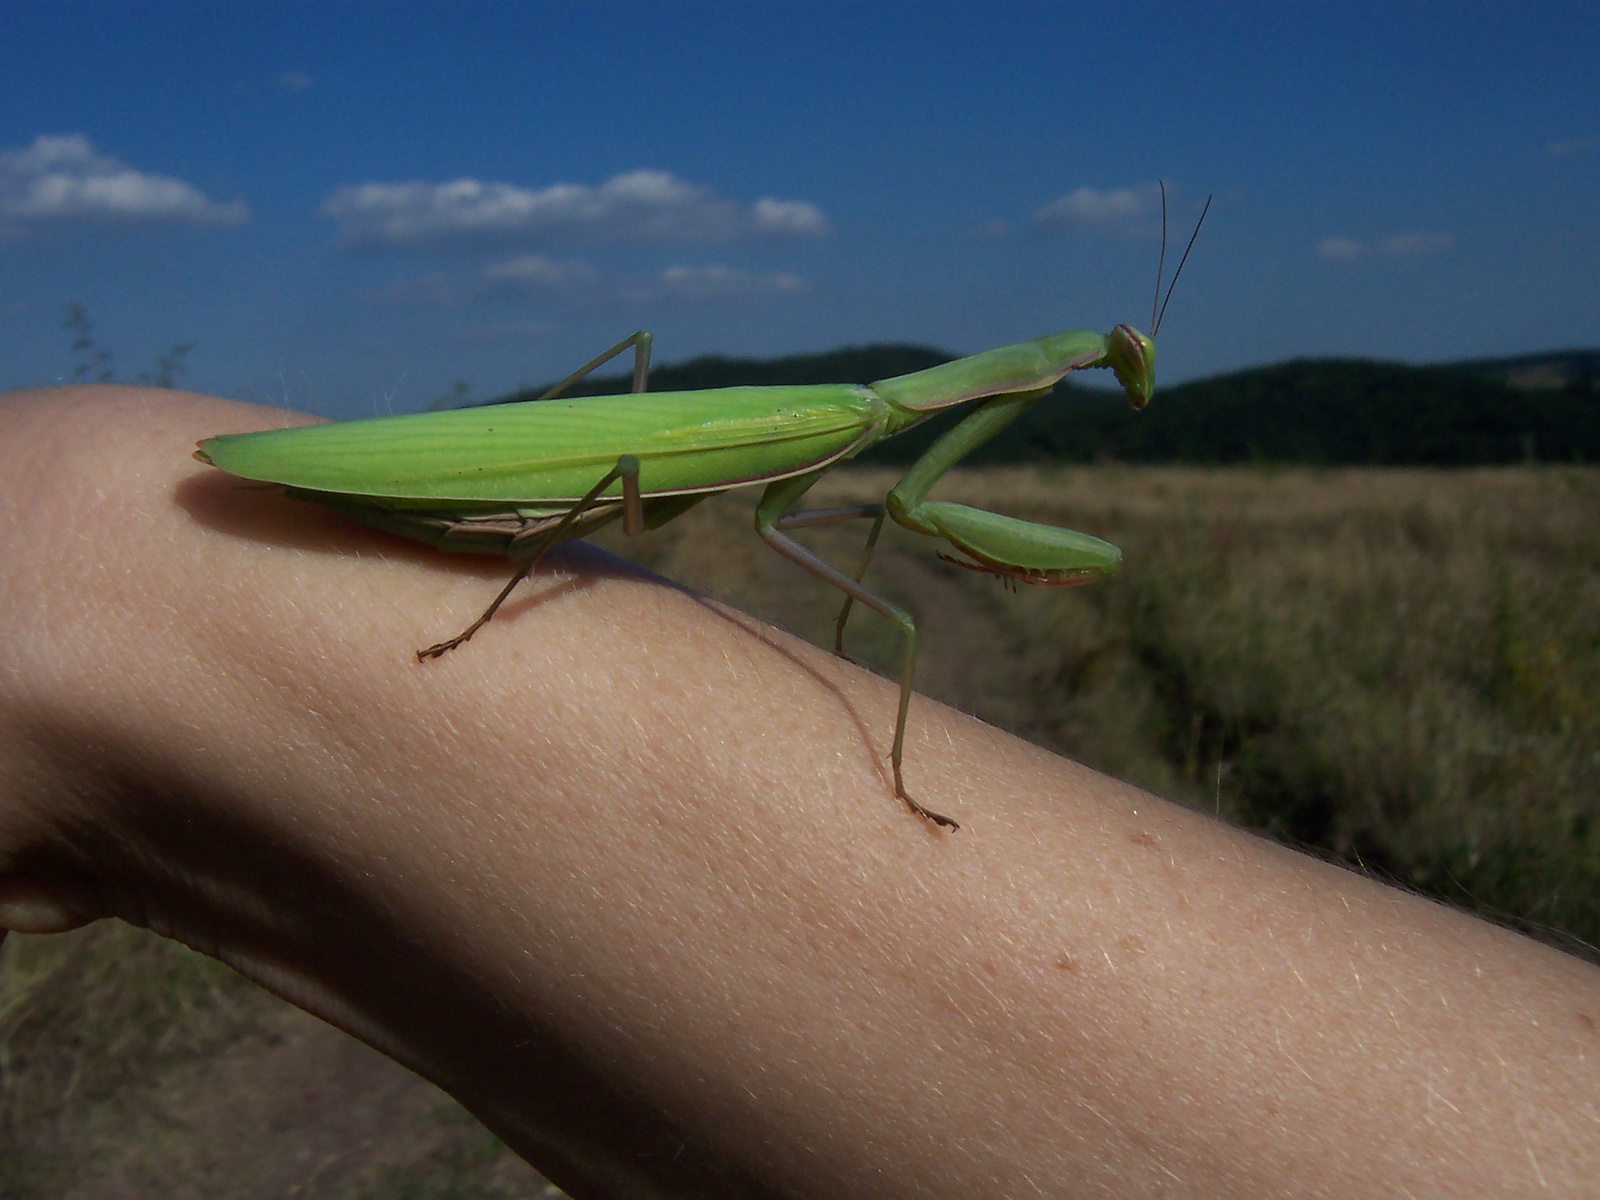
[943,357,1600,467]
[1452,348,1600,393]
[487,345,1600,467]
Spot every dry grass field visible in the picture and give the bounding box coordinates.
[5,464,1597,1195]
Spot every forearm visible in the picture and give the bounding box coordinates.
[2,386,1596,1199]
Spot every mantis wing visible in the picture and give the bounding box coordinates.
[197,385,887,506]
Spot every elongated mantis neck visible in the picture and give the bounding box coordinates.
[869,325,1156,434]
[869,329,1110,417]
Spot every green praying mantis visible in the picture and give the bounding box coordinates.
[196,194,1209,830]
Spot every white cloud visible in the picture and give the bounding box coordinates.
[1317,231,1452,261]
[1547,136,1596,157]
[1033,183,1161,235]
[471,254,806,303]
[479,254,601,295]
[0,135,249,234]
[482,254,599,287]
[632,264,807,301]
[278,70,313,92]
[751,197,828,236]
[320,169,829,249]
[1316,236,1367,261]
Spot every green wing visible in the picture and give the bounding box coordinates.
[197,385,886,504]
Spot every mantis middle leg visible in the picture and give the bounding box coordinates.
[535,330,654,400]
[756,472,957,830]
[772,503,887,656]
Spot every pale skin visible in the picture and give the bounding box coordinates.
[2,385,1598,1199]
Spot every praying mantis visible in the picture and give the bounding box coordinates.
[196,194,1209,829]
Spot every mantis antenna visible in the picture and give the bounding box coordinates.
[1152,184,1212,336]
[1150,183,1169,335]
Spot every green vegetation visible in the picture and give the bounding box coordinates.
[0,923,264,1196]
[60,302,194,389]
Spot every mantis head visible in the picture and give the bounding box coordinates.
[1115,183,1210,413]
[1106,324,1156,410]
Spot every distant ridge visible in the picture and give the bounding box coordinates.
[485,344,1600,467]
[1449,348,1600,393]
[926,357,1600,467]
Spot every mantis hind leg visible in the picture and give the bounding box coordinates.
[417,328,654,662]
[417,455,643,660]
[535,330,653,400]
[772,503,887,656]
[757,479,956,830]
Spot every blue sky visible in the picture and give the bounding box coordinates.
[2,2,1596,418]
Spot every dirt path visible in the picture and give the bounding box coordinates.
[2,924,558,1199]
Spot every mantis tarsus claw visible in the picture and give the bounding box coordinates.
[904,794,960,830]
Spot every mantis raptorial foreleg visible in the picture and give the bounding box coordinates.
[886,390,1121,586]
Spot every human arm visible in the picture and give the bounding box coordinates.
[2,385,1597,1198]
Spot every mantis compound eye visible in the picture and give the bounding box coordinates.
[1107,323,1156,410]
